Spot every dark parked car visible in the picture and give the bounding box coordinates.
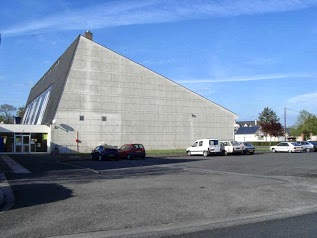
[307,141,317,152]
[240,142,255,154]
[90,145,118,161]
[118,144,146,160]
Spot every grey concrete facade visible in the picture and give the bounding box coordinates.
[26,34,237,153]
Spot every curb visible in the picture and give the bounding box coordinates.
[0,173,6,209]
[0,173,15,212]
[0,188,4,208]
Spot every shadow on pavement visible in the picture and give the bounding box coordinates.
[2,155,207,183]
[11,183,73,210]
[67,157,204,172]
[98,165,185,179]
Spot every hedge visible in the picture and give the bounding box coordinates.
[250,141,280,146]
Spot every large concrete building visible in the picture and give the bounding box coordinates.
[1,32,237,153]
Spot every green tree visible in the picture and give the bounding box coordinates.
[0,104,17,124]
[16,105,26,118]
[290,110,317,140]
[258,107,284,143]
[258,107,279,123]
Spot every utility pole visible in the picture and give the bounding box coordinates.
[284,107,300,141]
[284,107,287,141]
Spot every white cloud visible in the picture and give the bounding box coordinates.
[3,0,317,37]
[287,92,317,116]
[176,73,313,84]
[288,92,317,105]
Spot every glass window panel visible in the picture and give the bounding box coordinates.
[29,100,40,124]
[23,136,29,144]
[16,145,22,153]
[23,145,30,153]
[25,102,35,124]
[36,89,51,124]
[22,86,52,125]
[34,96,44,124]
[15,136,22,144]
[22,106,31,124]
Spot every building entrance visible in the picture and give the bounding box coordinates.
[15,134,30,153]
[0,125,50,154]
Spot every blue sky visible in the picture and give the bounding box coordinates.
[1,0,317,126]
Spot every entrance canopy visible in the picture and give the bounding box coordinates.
[0,124,50,154]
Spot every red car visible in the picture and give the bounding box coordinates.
[118,144,146,160]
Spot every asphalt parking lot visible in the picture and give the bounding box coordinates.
[62,151,317,177]
[1,152,317,238]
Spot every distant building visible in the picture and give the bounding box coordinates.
[234,120,295,142]
[0,32,237,153]
[235,120,259,128]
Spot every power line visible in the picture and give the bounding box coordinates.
[285,107,300,113]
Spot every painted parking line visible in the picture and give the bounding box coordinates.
[56,161,100,174]
[1,155,31,174]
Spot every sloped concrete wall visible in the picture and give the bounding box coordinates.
[53,36,236,152]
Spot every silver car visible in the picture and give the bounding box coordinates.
[297,141,315,152]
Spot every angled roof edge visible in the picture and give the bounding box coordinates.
[25,35,80,124]
[79,35,237,117]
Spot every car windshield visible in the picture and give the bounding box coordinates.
[119,145,127,150]
[231,141,240,146]
[209,140,218,145]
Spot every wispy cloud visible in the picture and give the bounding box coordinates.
[287,91,317,114]
[3,0,317,37]
[177,73,313,84]
[288,92,317,105]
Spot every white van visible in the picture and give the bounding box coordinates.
[220,140,244,156]
[186,139,221,157]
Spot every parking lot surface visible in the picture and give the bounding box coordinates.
[1,152,317,238]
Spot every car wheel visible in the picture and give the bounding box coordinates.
[288,150,292,153]
[187,151,191,156]
[250,151,254,155]
[98,155,103,161]
[90,154,94,160]
[223,150,228,156]
[203,151,208,157]
[272,148,276,153]
[127,154,131,160]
